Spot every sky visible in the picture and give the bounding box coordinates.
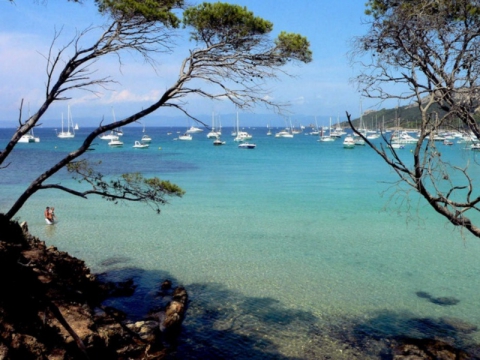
[0,1,379,128]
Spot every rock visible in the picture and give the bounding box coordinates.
[160,286,188,336]
[138,321,160,342]
[173,286,188,304]
[155,285,189,347]
[20,221,28,233]
[0,227,188,359]
[161,279,172,290]
[393,338,470,359]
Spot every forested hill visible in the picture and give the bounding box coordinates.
[344,102,468,130]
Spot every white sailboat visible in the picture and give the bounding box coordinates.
[353,100,366,146]
[275,118,294,138]
[310,116,320,135]
[19,106,40,143]
[56,106,75,139]
[19,112,40,143]
[330,115,345,138]
[234,112,252,142]
[19,128,40,143]
[100,108,124,140]
[207,112,221,138]
[111,108,123,136]
[141,122,152,143]
[318,117,336,142]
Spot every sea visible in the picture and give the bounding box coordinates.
[1,125,480,358]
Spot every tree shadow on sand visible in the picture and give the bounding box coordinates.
[94,259,480,359]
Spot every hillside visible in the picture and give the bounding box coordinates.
[344,103,471,130]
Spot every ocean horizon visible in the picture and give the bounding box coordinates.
[1,125,480,358]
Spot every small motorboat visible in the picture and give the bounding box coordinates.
[343,135,355,148]
[186,126,203,133]
[238,143,256,149]
[133,141,149,149]
[178,133,193,141]
[389,142,404,149]
[471,143,480,150]
[108,136,124,147]
[100,132,119,140]
[141,134,152,143]
[213,138,226,146]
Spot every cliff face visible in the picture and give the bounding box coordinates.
[0,219,187,360]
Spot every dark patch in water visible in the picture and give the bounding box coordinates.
[99,256,131,267]
[415,291,431,299]
[430,296,460,306]
[415,291,460,306]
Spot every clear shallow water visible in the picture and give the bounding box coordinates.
[2,126,480,358]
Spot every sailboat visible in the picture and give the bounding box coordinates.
[74,123,79,130]
[207,112,221,138]
[310,116,320,135]
[353,100,366,146]
[275,118,294,138]
[233,112,252,142]
[141,122,152,143]
[19,108,40,143]
[330,115,345,138]
[111,108,123,136]
[318,117,336,142]
[56,106,75,138]
[19,127,40,143]
[100,108,123,140]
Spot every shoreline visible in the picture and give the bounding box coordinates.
[0,219,187,359]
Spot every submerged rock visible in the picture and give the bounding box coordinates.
[393,338,471,359]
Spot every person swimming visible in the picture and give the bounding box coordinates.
[45,206,54,224]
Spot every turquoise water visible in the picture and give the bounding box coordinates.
[2,126,480,358]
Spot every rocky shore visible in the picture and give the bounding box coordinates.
[0,217,187,359]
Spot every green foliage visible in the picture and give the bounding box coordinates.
[67,160,184,214]
[274,31,312,64]
[96,0,183,25]
[182,2,312,64]
[183,2,273,46]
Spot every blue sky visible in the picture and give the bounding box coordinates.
[0,1,377,128]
